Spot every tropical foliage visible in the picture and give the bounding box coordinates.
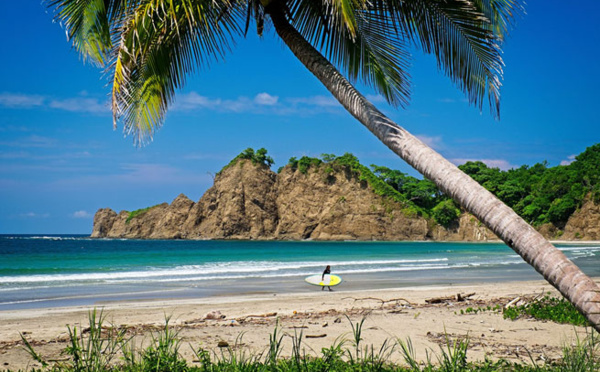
[503,295,591,326]
[220,147,275,175]
[45,0,522,144]
[282,143,600,228]
[458,144,600,227]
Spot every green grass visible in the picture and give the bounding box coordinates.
[14,311,600,372]
[126,204,162,224]
[503,295,590,326]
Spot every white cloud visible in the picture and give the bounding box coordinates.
[173,92,343,116]
[416,135,443,150]
[560,154,576,166]
[72,210,92,218]
[174,92,222,110]
[0,93,45,108]
[254,92,278,106]
[0,92,109,114]
[365,94,387,104]
[0,135,58,148]
[20,212,50,218]
[287,95,338,108]
[221,96,254,112]
[49,97,108,114]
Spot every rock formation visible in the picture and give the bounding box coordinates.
[92,158,498,241]
[92,158,597,241]
[562,197,600,240]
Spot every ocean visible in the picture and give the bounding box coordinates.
[1,235,599,310]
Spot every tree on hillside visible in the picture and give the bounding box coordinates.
[46,0,600,331]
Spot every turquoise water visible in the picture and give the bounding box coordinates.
[1,235,599,310]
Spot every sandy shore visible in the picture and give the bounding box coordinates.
[1,279,597,370]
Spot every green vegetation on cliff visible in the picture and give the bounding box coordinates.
[126,204,163,224]
[458,143,600,227]
[282,143,600,229]
[127,144,600,230]
[219,148,275,175]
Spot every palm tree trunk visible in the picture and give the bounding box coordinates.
[266,5,600,332]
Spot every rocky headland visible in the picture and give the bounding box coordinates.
[91,155,600,241]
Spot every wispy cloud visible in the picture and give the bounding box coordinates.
[173,92,343,115]
[437,97,468,104]
[3,91,347,117]
[560,154,576,166]
[19,212,50,219]
[174,92,222,110]
[0,93,45,108]
[50,163,212,190]
[49,97,108,113]
[0,92,108,114]
[72,210,92,218]
[365,94,387,104]
[0,135,59,148]
[254,92,278,106]
[416,134,443,150]
[286,95,339,108]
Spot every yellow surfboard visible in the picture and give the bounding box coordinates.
[305,274,343,287]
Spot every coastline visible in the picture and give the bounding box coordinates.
[2,278,598,369]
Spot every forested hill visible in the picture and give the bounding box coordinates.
[92,145,600,240]
[458,144,599,228]
[366,143,599,228]
[283,143,599,230]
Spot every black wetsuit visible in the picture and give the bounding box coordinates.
[322,267,332,291]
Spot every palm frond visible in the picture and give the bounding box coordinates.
[383,0,522,118]
[108,0,243,145]
[289,0,412,107]
[47,0,115,65]
[472,0,525,41]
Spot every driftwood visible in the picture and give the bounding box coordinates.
[342,296,414,307]
[305,334,327,338]
[505,297,521,309]
[425,293,475,304]
[244,312,278,318]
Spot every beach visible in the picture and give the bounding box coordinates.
[2,278,597,370]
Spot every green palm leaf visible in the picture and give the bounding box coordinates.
[290,0,412,107]
[48,0,113,65]
[48,0,522,139]
[382,0,522,117]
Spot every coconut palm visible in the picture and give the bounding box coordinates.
[46,0,600,331]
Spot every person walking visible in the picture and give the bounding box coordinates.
[322,265,332,291]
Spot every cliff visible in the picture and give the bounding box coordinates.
[92,159,500,241]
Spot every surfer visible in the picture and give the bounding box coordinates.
[322,265,332,291]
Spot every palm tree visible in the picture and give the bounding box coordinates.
[46,0,600,331]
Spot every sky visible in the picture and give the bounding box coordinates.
[1,1,599,234]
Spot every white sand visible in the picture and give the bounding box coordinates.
[1,279,597,370]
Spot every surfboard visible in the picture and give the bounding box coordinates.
[305,274,343,287]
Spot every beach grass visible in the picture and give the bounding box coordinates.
[502,294,590,327]
[12,310,600,372]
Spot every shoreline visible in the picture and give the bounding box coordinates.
[2,279,598,370]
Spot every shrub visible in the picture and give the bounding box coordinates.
[432,200,461,227]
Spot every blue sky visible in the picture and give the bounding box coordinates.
[1,1,599,234]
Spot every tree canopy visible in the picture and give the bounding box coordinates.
[280,144,600,228]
